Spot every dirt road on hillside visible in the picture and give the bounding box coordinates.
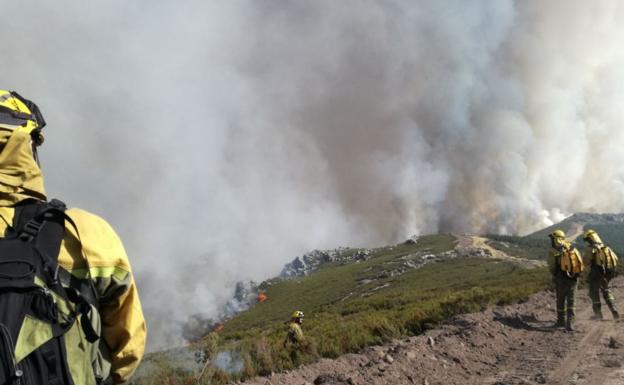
[240,278,624,385]
[456,235,546,269]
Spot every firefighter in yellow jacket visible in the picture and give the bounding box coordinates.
[283,311,306,363]
[0,90,146,384]
[547,230,583,331]
[285,311,305,347]
[582,229,619,320]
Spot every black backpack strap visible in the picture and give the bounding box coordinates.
[12,199,43,237]
[13,199,67,286]
[12,199,100,343]
[59,215,100,343]
[59,213,100,303]
[13,198,65,246]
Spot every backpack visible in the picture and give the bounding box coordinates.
[559,247,583,276]
[593,245,618,278]
[0,199,99,385]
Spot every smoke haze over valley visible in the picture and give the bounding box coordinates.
[1,1,624,348]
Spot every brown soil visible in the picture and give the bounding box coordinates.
[239,278,624,385]
[456,235,546,269]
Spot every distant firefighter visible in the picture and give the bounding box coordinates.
[582,229,620,320]
[547,229,584,331]
[284,310,305,347]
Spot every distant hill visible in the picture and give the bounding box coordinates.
[525,217,578,240]
[527,212,624,240]
[487,212,624,261]
[526,212,624,255]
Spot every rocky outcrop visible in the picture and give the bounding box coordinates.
[280,248,373,278]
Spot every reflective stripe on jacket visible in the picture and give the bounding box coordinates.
[0,206,146,384]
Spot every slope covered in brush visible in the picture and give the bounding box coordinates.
[134,234,550,384]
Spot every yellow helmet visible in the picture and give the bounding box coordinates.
[549,229,566,239]
[0,90,45,145]
[583,229,602,244]
[291,310,304,319]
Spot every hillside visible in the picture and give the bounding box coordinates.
[133,213,624,385]
[241,278,624,385]
[133,234,550,384]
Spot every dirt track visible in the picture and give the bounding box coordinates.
[456,235,546,269]
[240,277,624,385]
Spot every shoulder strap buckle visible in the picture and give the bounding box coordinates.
[19,219,43,242]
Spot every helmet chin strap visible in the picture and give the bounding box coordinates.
[32,142,41,167]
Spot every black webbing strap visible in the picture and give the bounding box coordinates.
[65,289,99,343]
[60,212,100,305]
[13,199,100,343]
[12,199,41,239]
[40,344,61,385]
[57,210,100,343]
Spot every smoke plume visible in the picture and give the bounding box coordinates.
[1,1,624,349]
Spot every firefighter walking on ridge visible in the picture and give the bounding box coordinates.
[283,310,307,363]
[285,310,305,348]
[582,229,620,320]
[547,229,584,331]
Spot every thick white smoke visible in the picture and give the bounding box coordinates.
[1,1,624,349]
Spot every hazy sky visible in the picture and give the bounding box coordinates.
[2,1,624,349]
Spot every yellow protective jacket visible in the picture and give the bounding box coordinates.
[0,129,146,384]
[583,244,618,270]
[286,322,304,345]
